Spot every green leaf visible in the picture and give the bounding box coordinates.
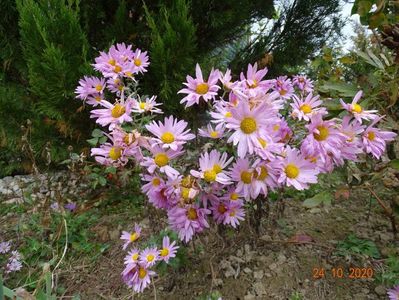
[357,0,373,16]
[390,159,399,171]
[319,81,358,97]
[92,129,104,138]
[303,192,333,208]
[105,166,117,174]
[87,137,98,146]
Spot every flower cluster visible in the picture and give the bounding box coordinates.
[0,241,22,274]
[76,44,397,293]
[120,224,179,293]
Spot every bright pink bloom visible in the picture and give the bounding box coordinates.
[168,204,211,243]
[132,49,150,73]
[362,117,397,159]
[158,236,179,263]
[146,116,195,150]
[75,76,105,101]
[178,64,220,108]
[278,147,319,190]
[291,93,327,121]
[387,285,399,300]
[90,99,133,130]
[90,142,128,167]
[122,263,156,293]
[239,63,272,97]
[340,91,378,123]
[140,247,159,267]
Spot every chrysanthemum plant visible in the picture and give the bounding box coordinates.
[75,43,397,293]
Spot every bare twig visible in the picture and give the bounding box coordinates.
[52,218,68,289]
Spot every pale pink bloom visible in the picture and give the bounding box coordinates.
[141,174,164,195]
[198,123,225,139]
[252,158,281,197]
[93,44,135,78]
[132,49,150,73]
[210,100,234,125]
[146,116,195,150]
[301,114,347,163]
[90,142,128,167]
[292,75,314,93]
[168,204,211,243]
[120,224,142,250]
[190,150,233,185]
[211,200,245,228]
[132,96,163,114]
[141,143,183,178]
[122,263,156,293]
[221,187,244,204]
[178,64,220,108]
[90,99,133,130]
[255,133,285,161]
[158,236,179,263]
[106,77,125,95]
[226,100,276,158]
[139,247,159,267]
[239,63,273,97]
[75,76,106,101]
[124,248,140,265]
[340,91,378,123]
[219,69,236,91]
[273,76,294,99]
[278,147,319,190]
[86,93,104,106]
[338,116,365,162]
[229,158,255,200]
[290,93,327,121]
[362,117,397,159]
[268,118,293,143]
[111,128,147,160]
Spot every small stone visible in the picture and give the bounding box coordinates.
[277,253,286,263]
[244,293,256,300]
[269,263,277,270]
[374,285,386,296]
[229,255,245,264]
[236,249,243,257]
[244,244,251,253]
[214,278,223,287]
[310,208,321,214]
[253,270,264,279]
[253,282,266,295]
[109,229,120,241]
[264,272,272,278]
[243,267,252,274]
[260,234,272,241]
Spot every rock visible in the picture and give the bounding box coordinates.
[229,255,245,264]
[244,293,256,300]
[253,282,266,295]
[269,263,277,270]
[244,244,251,253]
[253,270,264,279]
[4,198,23,204]
[260,234,272,241]
[374,285,386,296]
[277,253,286,263]
[243,267,252,274]
[214,278,223,287]
[236,249,243,257]
[109,229,120,241]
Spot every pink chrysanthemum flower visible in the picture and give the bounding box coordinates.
[278,147,319,190]
[93,44,135,78]
[140,247,159,267]
[229,158,255,200]
[120,224,142,250]
[124,248,140,265]
[340,91,378,123]
[132,96,163,114]
[362,117,397,159]
[75,76,106,101]
[226,100,275,158]
[141,143,184,178]
[198,123,225,139]
[291,93,327,121]
[146,116,195,150]
[239,63,272,97]
[106,77,125,95]
[251,159,281,197]
[269,118,293,143]
[338,116,365,162]
[90,142,128,167]
[273,76,294,99]
[159,236,179,263]
[0,241,11,254]
[255,133,285,161]
[178,64,220,108]
[221,187,244,204]
[90,99,133,130]
[292,75,314,93]
[388,285,399,300]
[132,49,150,74]
[211,200,245,228]
[210,100,234,125]
[141,174,164,195]
[168,204,211,243]
[190,150,233,185]
[123,263,156,293]
[219,69,236,91]
[301,114,347,162]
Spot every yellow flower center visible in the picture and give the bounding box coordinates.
[240,117,257,134]
[108,59,116,66]
[123,134,135,145]
[240,171,252,184]
[273,124,280,131]
[152,178,161,186]
[368,131,375,141]
[114,65,122,73]
[111,104,126,118]
[280,89,287,96]
[204,170,217,182]
[255,166,268,181]
[130,232,139,242]
[187,208,198,220]
[230,193,239,201]
[139,102,146,109]
[213,164,222,174]
[181,176,192,188]
[109,147,122,160]
[314,126,329,141]
[181,187,190,200]
[285,164,299,179]
[118,85,124,91]
[138,267,147,279]
[196,83,209,95]
[161,132,175,144]
[300,104,312,114]
[229,210,236,217]
[218,204,227,214]
[258,138,267,148]
[248,79,258,88]
[225,112,232,118]
[160,248,169,257]
[352,104,362,113]
[134,58,142,66]
[95,95,101,102]
[154,153,169,167]
[125,71,133,77]
[132,253,139,260]
[95,84,102,92]
[210,131,219,138]
[147,254,155,262]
